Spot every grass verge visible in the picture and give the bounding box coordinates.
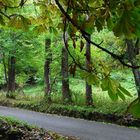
[0,116,79,140]
[0,96,140,128]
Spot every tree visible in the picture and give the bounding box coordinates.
[7,52,16,94]
[44,38,52,102]
[0,29,43,94]
[2,52,8,84]
[85,35,93,105]
[54,0,140,117]
[0,0,140,117]
[126,39,140,100]
[54,0,140,67]
[0,31,19,95]
[61,33,72,103]
[7,32,17,94]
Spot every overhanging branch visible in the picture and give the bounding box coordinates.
[2,0,28,9]
[62,0,88,72]
[55,0,140,69]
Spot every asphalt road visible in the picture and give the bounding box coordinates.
[0,106,140,140]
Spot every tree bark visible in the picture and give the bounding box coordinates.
[126,39,140,100]
[2,53,8,84]
[44,38,52,102]
[7,55,16,93]
[61,33,71,103]
[85,35,93,105]
[132,69,140,99]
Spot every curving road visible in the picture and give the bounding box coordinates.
[0,106,140,140]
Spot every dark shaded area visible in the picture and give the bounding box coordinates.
[0,83,19,91]
[24,66,38,85]
[45,105,140,128]
[0,117,78,140]
[0,119,52,140]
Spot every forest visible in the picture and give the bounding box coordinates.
[0,0,140,139]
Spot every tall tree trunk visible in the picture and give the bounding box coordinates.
[126,39,140,100]
[7,55,16,93]
[132,69,140,99]
[85,35,93,105]
[61,33,71,103]
[44,38,52,102]
[2,53,8,84]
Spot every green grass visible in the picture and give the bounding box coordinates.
[0,116,78,140]
[0,71,137,116]
[0,116,36,129]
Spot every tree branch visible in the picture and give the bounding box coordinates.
[62,0,89,72]
[55,0,140,69]
[2,0,28,9]
[0,11,10,19]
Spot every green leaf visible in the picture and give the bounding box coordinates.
[84,24,95,35]
[86,74,94,85]
[108,88,118,101]
[129,101,140,118]
[108,79,119,94]
[8,15,31,31]
[101,78,109,91]
[0,15,5,25]
[86,73,100,86]
[117,89,126,101]
[83,15,95,35]
[95,19,104,32]
[81,72,100,86]
[49,26,58,34]
[107,17,114,30]
[33,24,47,34]
[119,86,132,97]
[113,8,140,38]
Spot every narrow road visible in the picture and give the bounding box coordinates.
[0,106,140,140]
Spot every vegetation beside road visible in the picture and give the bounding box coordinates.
[0,116,78,140]
[0,75,140,128]
[0,1,140,135]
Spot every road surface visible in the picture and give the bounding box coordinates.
[0,106,140,140]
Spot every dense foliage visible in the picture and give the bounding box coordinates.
[0,0,140,118]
